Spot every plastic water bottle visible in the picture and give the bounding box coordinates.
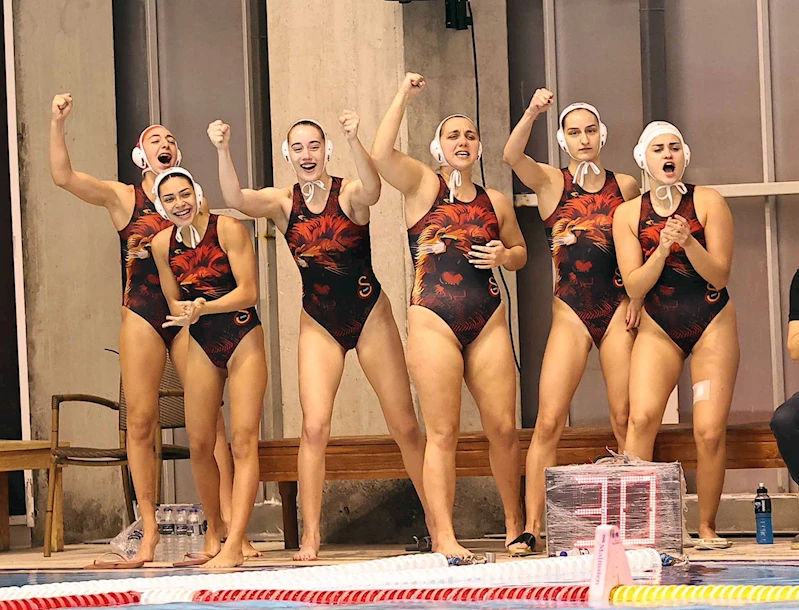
[175,506,190,558]
[123,524,143,558]
[755,483,773,544]
[159,506,176,561]
[197,504,208,535]
[187,506,204,553]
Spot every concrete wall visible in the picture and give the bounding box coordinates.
[266,0,516,542]
[265,0,410,440]
[14,0,124,541]
[265,0,423,541]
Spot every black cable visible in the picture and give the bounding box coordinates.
[466,0,522,373]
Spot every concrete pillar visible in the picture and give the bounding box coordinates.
[13,0,124,541]
[267,0,516,542]
[266,0,411,439]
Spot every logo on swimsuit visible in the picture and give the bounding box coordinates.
[287,213,359,274]
[488,276,500,297]
[358,275,373,299]
[234,310,252,326]
[614,268,624,289]
[705,284,721,304]
[412,202,498,305]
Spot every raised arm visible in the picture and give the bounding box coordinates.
[613,199,672,299]
[198,216,258,316]
[208,120,290,229]
[338,110,381,208]
[788,272,799,362]
[370,73,434,196]
[671,187,734,290]
[503,88,561,195]
[469,189,527,272]
[50,93,128,214]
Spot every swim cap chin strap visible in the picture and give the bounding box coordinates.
[300,180,326,204]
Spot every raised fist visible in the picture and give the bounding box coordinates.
[339,110,360,141]
[207,120,231,150]
[52,93,73,121]
[401,72,426,97]
[528,88,554,116]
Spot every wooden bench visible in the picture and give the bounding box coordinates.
[259,423,782,549]
[0,441,65,552]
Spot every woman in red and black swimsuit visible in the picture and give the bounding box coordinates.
[502,89,641,555]
[372,73,527,559]
[152,167,266,569]
[49,94,250,565]
[614,121,739,550]
[210,113,428,561]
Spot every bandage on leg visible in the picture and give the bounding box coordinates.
[692,380,710,405]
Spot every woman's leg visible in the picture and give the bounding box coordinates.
[294,312,346,561]
[598,300,636,451]
[205,327,267,569]
[406,306,467,558]
[355,293,431,532]
[690,303,739,541]
[170,331,259,557]
[181,334,227,558]
[120,309,168,562]
[521,299,593,544]
[624,311,685,460]
[463,304,524,547]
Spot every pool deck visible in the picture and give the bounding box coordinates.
[0,536,795,571]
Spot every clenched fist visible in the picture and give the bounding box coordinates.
[52,93,73,121]
[528,88,554,116]
[207,119,231,150]
[339,110,360,142]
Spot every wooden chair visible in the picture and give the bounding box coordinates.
[44,357,189,556]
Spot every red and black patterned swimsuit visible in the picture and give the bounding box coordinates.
[285,177,381,351]
[119,184,180,346]
[638,185,730,355]
[168,214,261,368]
[544,169,627,346]
[408,175,502,348]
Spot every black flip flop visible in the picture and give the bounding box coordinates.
[507,532,537,556]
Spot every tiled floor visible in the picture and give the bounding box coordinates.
[0,537,795,571]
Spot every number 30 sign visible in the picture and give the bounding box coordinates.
[545,461,683,556]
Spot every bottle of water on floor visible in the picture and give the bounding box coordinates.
[160,505,176,561]
[755,483,773,544]
[188,506,204,553]
[175,506,190,559]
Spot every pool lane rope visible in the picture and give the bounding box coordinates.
[0,546,660,604]
[612,584,799,604]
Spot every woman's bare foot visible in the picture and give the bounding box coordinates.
[202,544,244,569]
[242,539,260,558]
[133,530,159,563]
[202,525,224,558]
[434,537,472,559]
[293,531,320,561]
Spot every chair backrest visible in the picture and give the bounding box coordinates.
[119,356,185,431]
